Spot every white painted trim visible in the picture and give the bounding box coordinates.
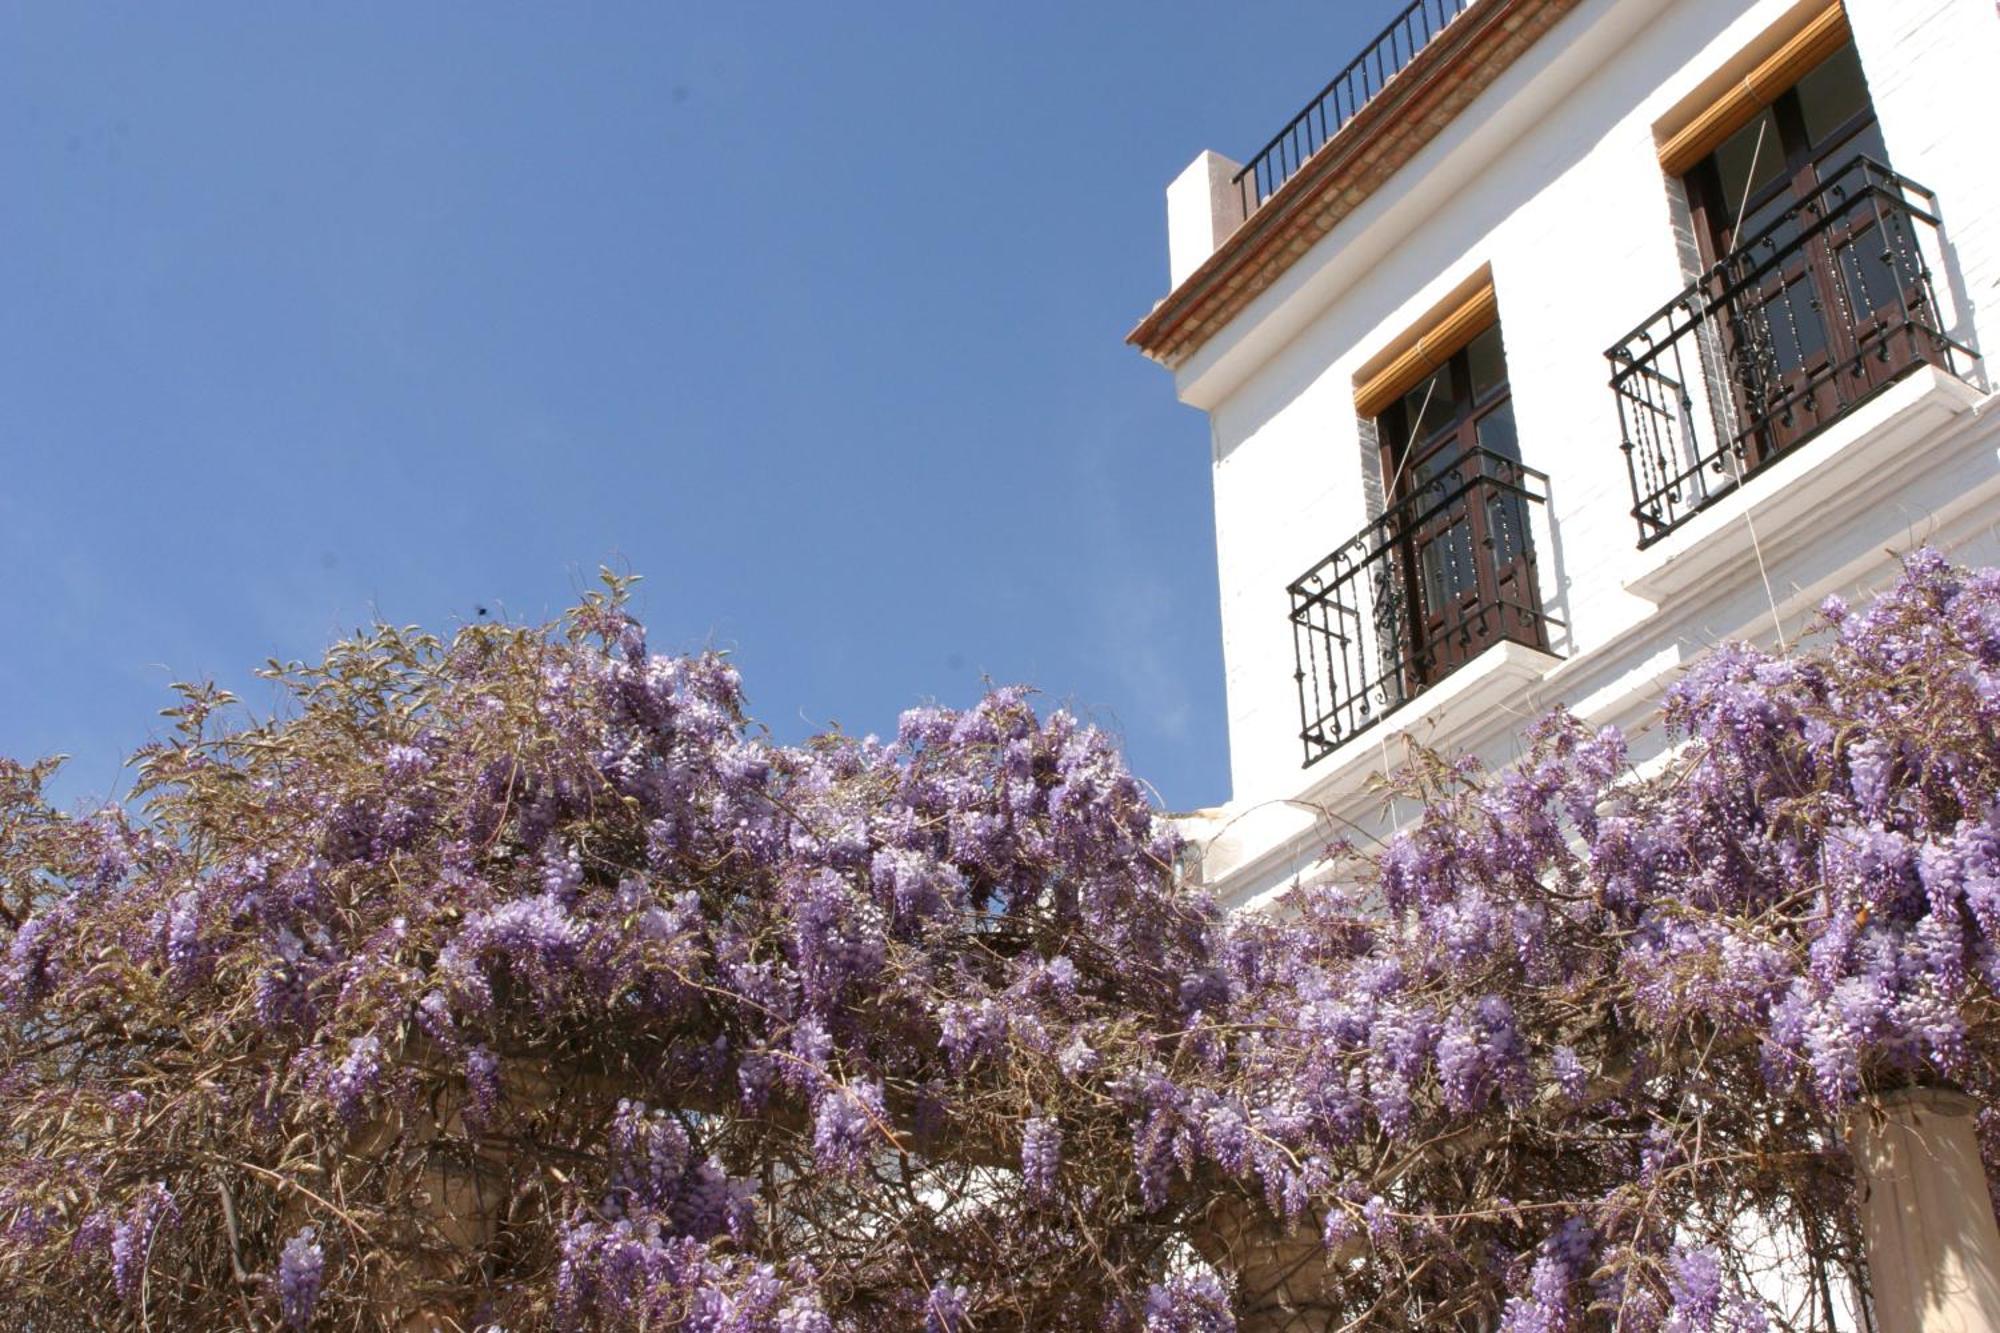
[1624,368,1988,603]
[1191,639,1561,892]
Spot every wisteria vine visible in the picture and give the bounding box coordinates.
[0,552,1997,1329]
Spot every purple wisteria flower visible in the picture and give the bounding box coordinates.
[327,1034,384,1124]
[812,1080,887,1177]
[1021,1114,1061,1203]
[277,1226,324,1330]
[2,553,1998,1328]
[924,1281,970,1333]
[1143,1270,1235,1332]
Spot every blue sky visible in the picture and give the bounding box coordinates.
[0,3,1404,813]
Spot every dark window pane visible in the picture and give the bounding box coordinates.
[1467,324,1507,402]
[1816,119,1887,182]
[1731,189,1799,258]
[1475,399,1518,459]
[1378,402,1408,453]
[1797,42,1871,149]
[1398,362,1455,441]
[1410,437,1466,492]
[1788,274,1830,362]
[1715,108,1784,231]
[1837,217,1918,323]
[1760,293,1798,380]
[1486,491,1528,567]
[1755,274,1830,376]
[1420,521,1477,608]
[1420,540,1448,612]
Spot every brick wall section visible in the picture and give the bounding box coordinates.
[1128,0,1587,370]
[1354,416,1386,523]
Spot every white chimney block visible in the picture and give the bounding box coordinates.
[1166,150,1249,290]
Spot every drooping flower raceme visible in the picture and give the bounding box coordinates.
[2,556,1999,1330]
[277,1226,324,1331]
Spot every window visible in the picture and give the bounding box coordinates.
[1371,321,1544,689]
[1679,38,1944,465]
[1612,10,1969,547]
[1290,290,1559,766]
[1684,41,1884,261]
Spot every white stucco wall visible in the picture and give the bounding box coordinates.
[1161,0,2000,909]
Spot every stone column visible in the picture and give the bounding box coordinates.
[1851,1087,2000,1333]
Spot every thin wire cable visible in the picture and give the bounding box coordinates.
[1719,116,1790,652]
[1375,370,1442,815]
[1382,371,1443,503]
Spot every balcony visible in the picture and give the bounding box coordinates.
[1608,156,1977,548]
[1235,0,1472,215]
[1288,448,1560,767]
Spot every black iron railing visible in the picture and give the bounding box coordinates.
[1608,156,1976,546]
[1289,448,1558,767]
[1236,0,1472,215]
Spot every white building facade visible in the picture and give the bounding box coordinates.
[1134,0,2000,916]
[1139,4,2000,1323]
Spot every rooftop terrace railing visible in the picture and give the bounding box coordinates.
[1235,0,1472,216]
[1607,156,1976,547]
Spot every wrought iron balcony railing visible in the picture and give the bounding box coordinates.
[1289,448,1559,767]
[1608,155,1976,547]
[1235,0,1472,216]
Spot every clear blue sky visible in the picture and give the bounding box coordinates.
[1,3,1405,814]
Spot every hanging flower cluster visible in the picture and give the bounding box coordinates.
[0,553,1997,1330]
